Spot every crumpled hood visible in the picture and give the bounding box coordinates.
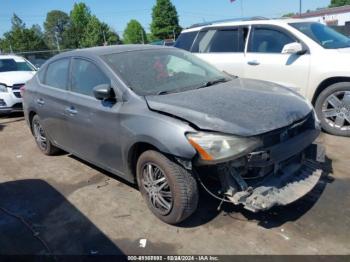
[145,78,312,136]
[0,71,36,86]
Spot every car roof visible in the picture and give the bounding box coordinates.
[0,54,26,60]
[55,44,172,59]
[182,18,308,32]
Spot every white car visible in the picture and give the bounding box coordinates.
[175,18,350,137]
[0,55,36,115]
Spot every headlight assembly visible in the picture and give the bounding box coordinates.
[186,132,261,163]
[0,84,8,93]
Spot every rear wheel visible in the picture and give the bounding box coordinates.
[31,115,60,155]
[136,150,198,224]
[315,82,350,137]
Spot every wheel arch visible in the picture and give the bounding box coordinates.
[127,142,160,179]
[312,77,350,105]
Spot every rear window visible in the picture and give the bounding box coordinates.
[0,58,35,72]
[44,59,70,90]
[174,31,198,51]
[192,29,243,53]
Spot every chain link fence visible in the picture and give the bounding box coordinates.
[7,49,72,68]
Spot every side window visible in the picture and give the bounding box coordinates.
[174,31,198,51]
[71,59,109,97]
[44,59,70,90]
[248,27,295,53]
[192,28,243,53]
[192,30,216,53]
[37,66,46,83]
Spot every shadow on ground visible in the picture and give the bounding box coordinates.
[0,179,123,255]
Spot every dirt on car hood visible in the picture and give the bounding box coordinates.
[145,78,313,136]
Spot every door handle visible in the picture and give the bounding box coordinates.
[247,60,260,66]
[65,106,77,115]
[36,98,45,106]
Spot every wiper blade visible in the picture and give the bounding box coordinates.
[157,90,172,95]
[197,78,228,89]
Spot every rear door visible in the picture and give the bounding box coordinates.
[244,25,311,95]
[192,26,248,76]
[36,58,70,147]
[64,57,123,171]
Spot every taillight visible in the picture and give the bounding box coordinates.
[20,85,26,96]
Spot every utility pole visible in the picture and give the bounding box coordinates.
[141,30,145,44]
[54,31,60,52]
[299,0,302,17]
[102,30,107,46]
[172,27,176,41]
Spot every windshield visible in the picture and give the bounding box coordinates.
[0,58,36,72]
[290,22,350,49]
[102,48,231,96]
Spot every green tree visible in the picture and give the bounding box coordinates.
[69,2,92,47]
[0,14,47,53]
[150,0,181,40]
[81,16,121,47]
[101,22,122,45]
[81,15,103,47]
[43,10,70,49]
[11,14,25,30]
[147,33,157,42]
[282,12,296,18]
[329,0,350,7]
[123,19,147,44]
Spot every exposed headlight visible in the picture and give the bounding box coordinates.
[0,84,8,93]
[186,132,261,162]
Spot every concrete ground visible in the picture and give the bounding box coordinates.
[0,113,349,255]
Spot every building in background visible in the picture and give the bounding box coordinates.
[295,5,350,35]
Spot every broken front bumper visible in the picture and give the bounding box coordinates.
[227,154,324,212]
[217,128,326,212]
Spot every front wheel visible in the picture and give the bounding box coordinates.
[315,82,350,137]
[136,150,198,224]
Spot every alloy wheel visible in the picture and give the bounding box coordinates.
[33,119,48,151]
[141,163,173,215]
[322,91,350,131]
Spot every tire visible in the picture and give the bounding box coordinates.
[136,150,198,224]
[31,115,60,155]
[315,82,350,137]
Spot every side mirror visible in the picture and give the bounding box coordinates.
[93,84,115,100]
[281,42,306,55]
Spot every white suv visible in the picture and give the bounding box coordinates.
[0,55,36,115]
[175,18,350,137]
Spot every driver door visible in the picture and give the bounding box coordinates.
[64,58,124,172]
[244,25,311,96]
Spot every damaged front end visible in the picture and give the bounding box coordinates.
[190,112,325,212]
